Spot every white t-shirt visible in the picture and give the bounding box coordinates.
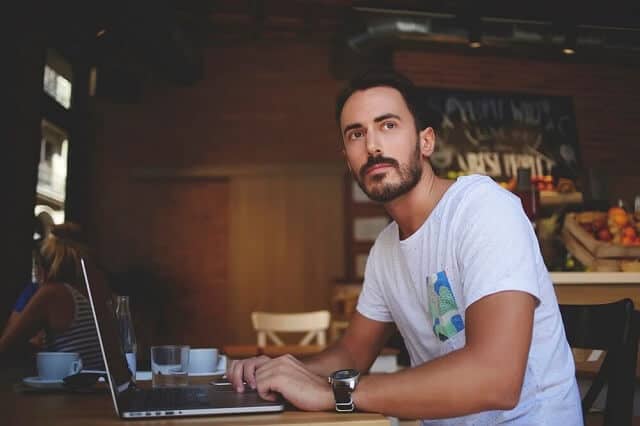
[357,174,582,425]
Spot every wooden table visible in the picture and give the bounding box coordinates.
[2,378,390,426]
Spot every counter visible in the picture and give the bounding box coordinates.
[551,272,640,307]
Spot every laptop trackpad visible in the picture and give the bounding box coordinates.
[211,381,284,405]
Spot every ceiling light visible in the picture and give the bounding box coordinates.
[468,22,482,48]
[562,26,577,55]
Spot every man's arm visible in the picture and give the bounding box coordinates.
[352,290,535,419]
[303,312,396,376]
[249,313,396,410]
[227,312,394,393]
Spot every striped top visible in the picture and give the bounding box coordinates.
[45,284,104,370]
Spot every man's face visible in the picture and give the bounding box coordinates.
[340,86,426,203]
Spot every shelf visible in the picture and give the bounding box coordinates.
[550,272,640,284]
[540,191,583,206]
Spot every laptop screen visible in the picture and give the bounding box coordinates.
[81,258,133,402]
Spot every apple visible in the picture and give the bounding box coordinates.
[579,223,593,233]
[597,228,613,242]
[622,226,637,239]
[592,217,607,231]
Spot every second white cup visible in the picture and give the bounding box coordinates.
[188,348,226,375]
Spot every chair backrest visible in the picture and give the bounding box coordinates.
[330,284,361,320]
[559,298,638,426]
[251,310,331,347]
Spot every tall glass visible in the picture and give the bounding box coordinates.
[150,345,190,387]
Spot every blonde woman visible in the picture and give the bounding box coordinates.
[0,223,103,369]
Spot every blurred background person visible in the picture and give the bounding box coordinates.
[0,222,104,370]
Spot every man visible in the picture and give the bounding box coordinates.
[228,70,582,424]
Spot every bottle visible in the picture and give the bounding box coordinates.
[115,295,137,379]
[514,167,540,230]
[618,198,628,211]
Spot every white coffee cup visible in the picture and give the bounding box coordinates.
[37,352,83,380]
[188,348,226,375]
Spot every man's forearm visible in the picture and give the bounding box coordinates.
[353,347,523,419]
[302,316,395,377]
[302,342,358,377]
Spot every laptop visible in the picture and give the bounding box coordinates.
[80,258,285,419]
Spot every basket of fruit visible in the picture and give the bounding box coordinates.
[561,207,640,271]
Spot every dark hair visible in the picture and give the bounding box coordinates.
[335,69,427,132]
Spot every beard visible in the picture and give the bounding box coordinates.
[354,138,423,203]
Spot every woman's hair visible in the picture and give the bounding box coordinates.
[36,222,88,286]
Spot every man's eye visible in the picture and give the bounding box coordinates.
[383,121,396,129]
[349,130,364,140]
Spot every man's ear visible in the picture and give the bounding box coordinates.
[342,148,354,174]
[419,127,436,158]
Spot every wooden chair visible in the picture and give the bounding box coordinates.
[559,298,639,426]
[251,310,331,347]
[329,284,362,342]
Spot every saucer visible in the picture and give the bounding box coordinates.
[23,376,65,390]
[135,371,152,381]
[188,368,226,377]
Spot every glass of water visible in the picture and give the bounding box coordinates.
[150,345,190,387]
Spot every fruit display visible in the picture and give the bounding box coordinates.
[498,177,517,191]
[562,208,640,271]
[576,207,640,247]
[532,175,554,192]
[497,175,561,192]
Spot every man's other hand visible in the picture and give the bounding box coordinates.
[227,355,271,392]
[255,354,334,411]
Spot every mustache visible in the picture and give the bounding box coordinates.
[359,156,399,180]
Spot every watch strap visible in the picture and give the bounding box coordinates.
[335,398,355,412]
[332,381,356,412]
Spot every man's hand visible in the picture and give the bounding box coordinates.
[227,355,272,392]
[254,354,334,411]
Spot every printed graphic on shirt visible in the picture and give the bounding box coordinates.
[427,271,465,342]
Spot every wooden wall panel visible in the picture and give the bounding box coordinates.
[227,165,345,344]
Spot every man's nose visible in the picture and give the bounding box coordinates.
[365,131,383,157]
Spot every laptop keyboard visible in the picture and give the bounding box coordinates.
[128,387,207,410]
[126,386,279,411]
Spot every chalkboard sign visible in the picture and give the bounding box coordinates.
[418,88,581,182]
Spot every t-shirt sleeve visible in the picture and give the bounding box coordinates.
[456,184,542,309]
[356,241,394,323]
[13,281,39,312]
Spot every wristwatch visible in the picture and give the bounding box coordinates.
[328,369,360,412]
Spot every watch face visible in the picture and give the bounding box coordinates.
[333,369,358,380]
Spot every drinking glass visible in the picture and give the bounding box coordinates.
[150,345,190,387]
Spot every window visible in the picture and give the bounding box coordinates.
[42,49,72,109]
[35,120,67,224]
